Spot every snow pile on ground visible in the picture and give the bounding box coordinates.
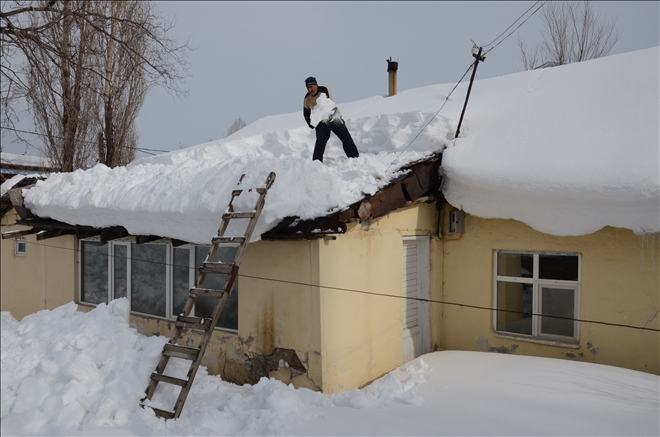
[19,47,660,241]
[1,301,658,436]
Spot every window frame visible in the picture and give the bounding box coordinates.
[78,238,238,333]
[15,237,27,256]
[493,250,581,343]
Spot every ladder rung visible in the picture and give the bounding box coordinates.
[150,407,176,420]
[211,236,246,245]
[151,372,188,387]
[222,212,256,220]
[232,188,266,196]
[190,287,226,298]
[175,316,211,330]
[142,172,276,421]
[162,343,200,360]
[200,261,235,275]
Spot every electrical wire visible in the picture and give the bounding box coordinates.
[481,1,544,49]
[1,125,170,155]
[7,237,660,334]
[386,1,549,172]
[384,60,476,172]
[484,1,548,54]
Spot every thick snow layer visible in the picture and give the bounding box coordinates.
[20,48,659,242]
[1,301,658,436]
[441,48,660,236]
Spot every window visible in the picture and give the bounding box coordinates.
[15,238,27,256]
[494,251,580,342]
[79,239,238,331]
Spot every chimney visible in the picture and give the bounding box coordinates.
[387,57,398,96]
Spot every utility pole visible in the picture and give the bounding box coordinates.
[455,46,486,138]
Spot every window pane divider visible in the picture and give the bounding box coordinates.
[494,250,581,342]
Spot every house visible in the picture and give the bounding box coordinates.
[1,153,68,320]
[1,152,54,184]
[2,47,658,393]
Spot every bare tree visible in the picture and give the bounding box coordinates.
[517,35,542,71]
[226,117,246,137]
[519,1,620,70]
[91,0,150,167]
[21,0,98,171]
[1,0,191,171]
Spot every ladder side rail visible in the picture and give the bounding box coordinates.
[143,172,275,418]
[169,242,243,416]
[172,281,233,418]
[232,185,271,266]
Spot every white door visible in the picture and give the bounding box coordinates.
[402,236,431,363]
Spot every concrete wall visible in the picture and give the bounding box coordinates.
[1,211,78,320]
[437,205,660,375]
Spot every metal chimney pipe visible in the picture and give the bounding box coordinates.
[387,57,398,96]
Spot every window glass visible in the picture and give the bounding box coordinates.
[15,238,26,255]
[496,281,533,335]
[81,241,109,304]
[497,253,533,278]
[195,245,239,330]
[113,245,128,299]
[131,243,166,317]
[540,287,575,337]
[172,247,191,316]
[539,255,578,281]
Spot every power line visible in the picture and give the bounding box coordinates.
[481,1,544,48]
[484,1,548,54]
[384,60,476,172]
[8,237,660,334]
[0,125,170,155]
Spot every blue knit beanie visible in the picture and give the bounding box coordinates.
[305,76,317,86]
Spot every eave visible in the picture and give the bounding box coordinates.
[261,153,443,240]
[2,153,444,243]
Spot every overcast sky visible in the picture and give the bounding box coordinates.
[2,1,658,158]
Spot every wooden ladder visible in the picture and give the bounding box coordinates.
[141,172,276,419]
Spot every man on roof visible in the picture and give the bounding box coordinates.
[303,76,359,163]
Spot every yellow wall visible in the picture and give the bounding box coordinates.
[239,238,324,387]
[317,202,439,393]
[1,211,78,320]
[1,202,442,393]
[5,197,656,393]
[437,205,660,375]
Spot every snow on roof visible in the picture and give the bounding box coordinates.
[21,47,659,243]
[1,152,51,168]
[441,47,659,236]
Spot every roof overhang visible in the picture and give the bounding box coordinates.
[2,154,444,243]
[262,153,443,239]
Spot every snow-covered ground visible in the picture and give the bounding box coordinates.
[3,47,656,244]
[2,300,658,436]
